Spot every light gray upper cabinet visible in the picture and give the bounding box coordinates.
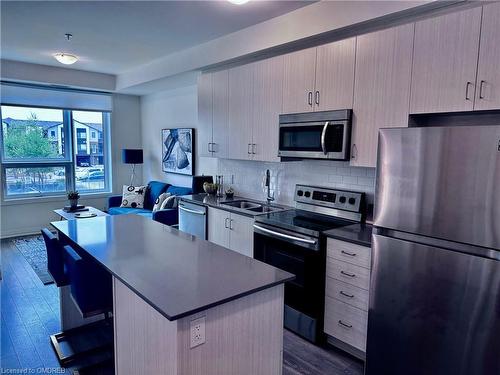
[228,64,254,160]
[351,24,414,168]
[197,73,213,158]
[314,38,356,111]
[474,2,500,111]
[283,48,317,114]
[410,7,482,114]
[283,39,356,114]
[252,56,284,162]
[212,70,229,159]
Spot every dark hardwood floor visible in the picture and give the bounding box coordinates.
[1,238,364,374]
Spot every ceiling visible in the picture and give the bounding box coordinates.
[1,0,313,74]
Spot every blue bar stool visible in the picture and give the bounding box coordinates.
[41,228,69,287]
[41,229,113,369]
[63,245,113,318]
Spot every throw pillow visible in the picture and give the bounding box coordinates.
[120,185,146,209]
[160,195,177,210]
[152,193,171,212]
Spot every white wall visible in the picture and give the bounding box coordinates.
[140,84,217,188]
[0,94,142,238]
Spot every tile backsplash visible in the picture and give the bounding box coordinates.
[217,159,376,206]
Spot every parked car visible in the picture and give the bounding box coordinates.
[78,170,104,181]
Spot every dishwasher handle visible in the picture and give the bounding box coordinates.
[179,205,206,215]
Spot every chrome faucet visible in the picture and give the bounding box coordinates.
[265,169,275,204]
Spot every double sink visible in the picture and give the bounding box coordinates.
[220,200,287,215]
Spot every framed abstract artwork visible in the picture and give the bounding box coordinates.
[162,128,194,175]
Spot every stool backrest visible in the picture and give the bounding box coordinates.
[41,228,68,287]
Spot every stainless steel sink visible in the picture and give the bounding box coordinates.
[246,205,282,213]
[221,200,262,210]
[220,200,287,215]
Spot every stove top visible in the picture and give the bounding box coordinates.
[255,209,355,237]
[255,184,365,237]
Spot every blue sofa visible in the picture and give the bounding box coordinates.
[107,181,192,226]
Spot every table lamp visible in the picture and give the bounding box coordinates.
[122,149,143,186]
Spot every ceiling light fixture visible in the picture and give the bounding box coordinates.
[228,0,250,4]
[54,33,78,65]
[54,53,78,65]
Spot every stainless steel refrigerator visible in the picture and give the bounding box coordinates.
[366,125,500,375]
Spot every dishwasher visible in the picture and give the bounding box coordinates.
[178,201,207,239]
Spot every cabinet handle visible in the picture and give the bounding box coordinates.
[465,81,473,101]
[351,144,357,160]
[247,143,252,155]
[315,91,320,106]
[479,80,486,99]
[340,270,356,278]
[338,320,353,329]
[224,217,229,229]
[252,144,256,155]
[208,143,214,153]
[229,219,234,230]
[340,290,355,298]
[308,91,313,106]
[341,250,357,257]
[212,143,217,153]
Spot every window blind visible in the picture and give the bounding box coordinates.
[0,82,113,112]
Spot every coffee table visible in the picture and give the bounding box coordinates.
[53,206,109,221]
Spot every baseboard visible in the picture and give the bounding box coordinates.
[1,227,42,240]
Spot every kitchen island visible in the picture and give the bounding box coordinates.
[51,214,293,375]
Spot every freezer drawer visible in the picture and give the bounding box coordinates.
[366,234,500,375]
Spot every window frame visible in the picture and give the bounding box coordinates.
[0,104,112,200]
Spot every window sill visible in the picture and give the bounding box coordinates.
[0,191,113,206]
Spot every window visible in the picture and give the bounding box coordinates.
[91,131,96,139]
[1,105,111,198]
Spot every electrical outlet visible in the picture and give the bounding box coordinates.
[190,316,206,349]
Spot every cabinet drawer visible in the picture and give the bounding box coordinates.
[327,239,371,269]
[326,257,370,290]
[326,277,369,311]
[324,297,368,351]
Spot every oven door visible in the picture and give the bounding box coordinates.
[253,223,326,342]
[278,121,350,160]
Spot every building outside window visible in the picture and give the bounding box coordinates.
[0,105,111,198]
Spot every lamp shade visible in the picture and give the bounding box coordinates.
[122,149,143,164]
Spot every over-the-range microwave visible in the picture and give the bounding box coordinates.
[278,109,352,160]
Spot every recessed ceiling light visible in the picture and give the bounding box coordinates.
[54,53,78,65]
[228,0,250,4]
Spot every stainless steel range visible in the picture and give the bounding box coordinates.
[254,184,365,343]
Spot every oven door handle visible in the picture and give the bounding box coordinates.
[253,224,317,245]
[321,121,330,155]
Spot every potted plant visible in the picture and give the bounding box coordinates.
[67,191,80,209]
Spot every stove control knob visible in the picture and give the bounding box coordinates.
[297,190,304,197]
[339,196,346,204]
[348,197,356,205]
[304,191,311,198]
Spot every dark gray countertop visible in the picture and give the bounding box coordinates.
[179,193,291,217]
[323,223,373,247]
[51,215,294,321]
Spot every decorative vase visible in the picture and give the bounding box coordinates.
[69,198,78,209]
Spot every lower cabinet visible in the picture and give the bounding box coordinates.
[324,238,372,353]
[207,207,254,258]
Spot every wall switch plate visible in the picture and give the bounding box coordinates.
[190,316,206,349]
